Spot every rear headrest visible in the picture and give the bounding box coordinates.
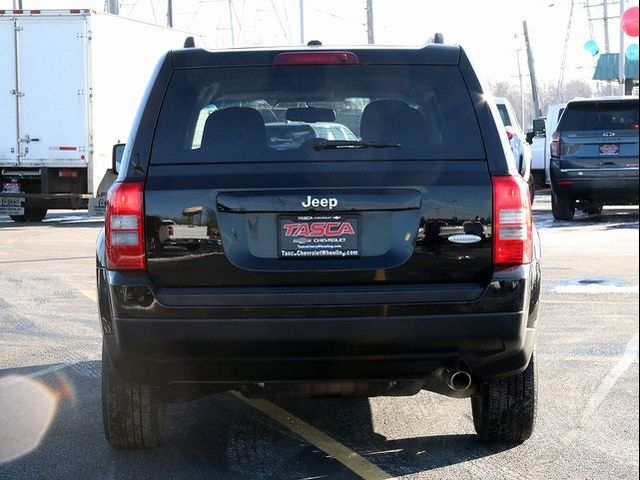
[360,100,426,147]
[201,107,267,152]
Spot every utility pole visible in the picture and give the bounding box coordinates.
[603,0,611,53]
[13,0,22,9]
[523,21,542,119]
[619,0,625,95]
[516,46,526,128]
[366,0,374,44]
[106,0,119,15]
[299,0,304,44]
[167,0,173,27]
[585,0,594,39]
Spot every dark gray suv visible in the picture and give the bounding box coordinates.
[550,96,639,221]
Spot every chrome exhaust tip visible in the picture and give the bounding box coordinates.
[447,370,473,392]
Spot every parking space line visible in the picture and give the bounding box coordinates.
[562,332,639,445]
[0,256,94,265]
[0,361,79,387]
[581,332,639,415]
[233,392,394,480]
[80,289,97,302]
[543,300,637,305]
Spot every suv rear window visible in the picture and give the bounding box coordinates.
[559,100,639,131]
[151,65,484,164]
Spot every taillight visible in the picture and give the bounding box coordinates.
[105,182,145,270]
[273,51,360,65]
[58,169,79,178]
[492,175,532,269]
[550,131,562,158]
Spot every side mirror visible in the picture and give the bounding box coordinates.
[532,118,546,137]
[525,132,535,144]
[112,144,125,174]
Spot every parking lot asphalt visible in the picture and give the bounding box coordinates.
[0,191,638,480]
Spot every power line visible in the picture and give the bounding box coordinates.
[280,0,292,42]
[557,0,576,98]
[269,0,290,42]
[150,0,158,24]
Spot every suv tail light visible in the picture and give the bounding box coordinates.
[105,182,145,270]
[492,175,532,269]
[550,131,562,158]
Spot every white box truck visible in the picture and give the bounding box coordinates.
[0,9,198,221]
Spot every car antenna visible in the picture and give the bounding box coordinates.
[184,36,196,48]
[428,33,445,44]
[307,40,322,47]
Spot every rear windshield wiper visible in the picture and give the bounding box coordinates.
[312,139,401,151]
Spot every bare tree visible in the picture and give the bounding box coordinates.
[490,78,595,131]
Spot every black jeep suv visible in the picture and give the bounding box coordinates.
[97,43,541,449]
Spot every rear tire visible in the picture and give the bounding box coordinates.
[101,341,166,449]
[528,176,535,204]
[9,206,47,222]
[471,353,537,443]
[586,205,603,216]
[551,192,575,221]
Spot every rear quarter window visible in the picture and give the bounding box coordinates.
[150,65,485,164]
[559,100,639,131]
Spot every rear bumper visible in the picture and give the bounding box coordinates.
[550,162,639,203]
[99,266,539,386]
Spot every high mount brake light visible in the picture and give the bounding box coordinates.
[492,175,533,269]
[105,182,145,271]
[273,51,360,65]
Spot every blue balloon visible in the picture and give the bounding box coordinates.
[583,40,599,56]
[626,44,639,61]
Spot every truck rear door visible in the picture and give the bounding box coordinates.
[0,18,18,165]
[17,14,89,166]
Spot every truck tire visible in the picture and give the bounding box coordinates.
[471,353,536,443]
[551,192,575,221]
[9,207,47,222]
[102,342,166,449]
[586,205,603,216]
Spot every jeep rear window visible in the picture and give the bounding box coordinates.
[559,100,639,131]
[150,65,484,164]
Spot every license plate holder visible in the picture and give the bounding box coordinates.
[2,182,21,194]
[0,196,25,216]
[599,144,619,155]
[278,214,360,258]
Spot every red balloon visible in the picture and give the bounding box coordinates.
[621,6,639,37]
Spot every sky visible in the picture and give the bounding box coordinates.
[2,0,639,87]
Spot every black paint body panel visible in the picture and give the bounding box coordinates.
[97,43,541,392]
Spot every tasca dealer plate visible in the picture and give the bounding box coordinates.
[0,196,25,216]
[599,144,620,155]
[278,215,360,258]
